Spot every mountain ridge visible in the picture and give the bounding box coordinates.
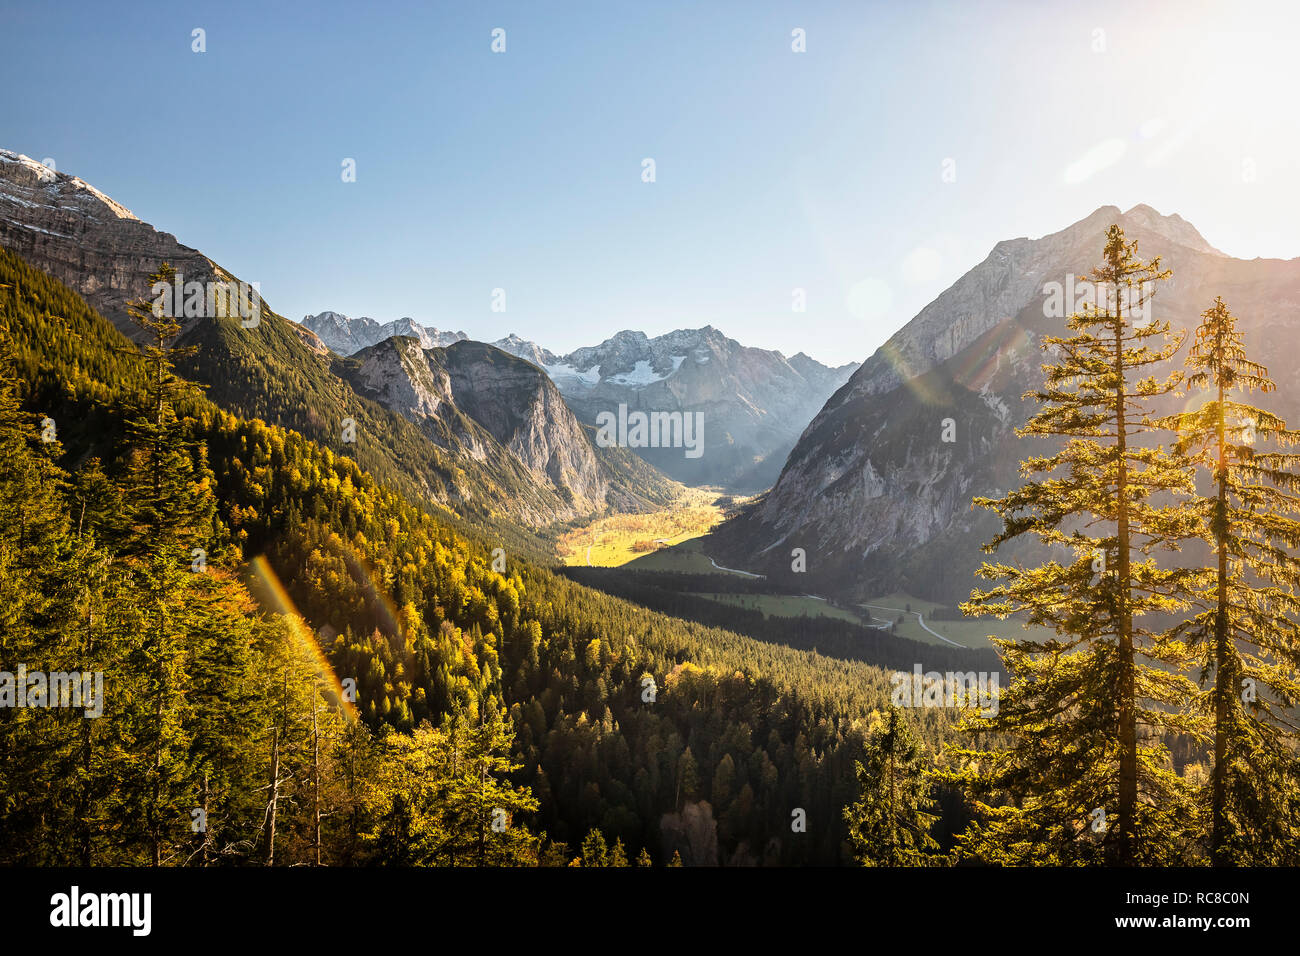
[710,203,1300,602]
[302,310,468,355]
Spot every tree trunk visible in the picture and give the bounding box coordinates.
[312,683,322,867]
[152,665,163,868]
[198,771,212,866]
[478,760,488,866]
[266,727,280,867]
[1114,305,1139,867]
[1211,371,1231,865]
[78,717,92,866]
[888,732,897,866]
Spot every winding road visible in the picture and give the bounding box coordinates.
[701,553,968,648]
[708,556,764,578]
[861,603,967,648]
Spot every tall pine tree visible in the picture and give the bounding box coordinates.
[115,264,219,864]
[843,708,939,866]
[950,226,1202,865]
[1164,297,1300,864]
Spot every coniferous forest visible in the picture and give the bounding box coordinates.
[6,222,1300,872]
[0,248,914,867]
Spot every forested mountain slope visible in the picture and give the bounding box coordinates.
[0,246,965,865]
[0,150,676,537]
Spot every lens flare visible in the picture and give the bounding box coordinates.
[248,554,359,722]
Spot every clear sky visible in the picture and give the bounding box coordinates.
[2,0,1297,365]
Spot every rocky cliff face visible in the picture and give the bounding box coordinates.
[442,341,606,506]
[0,150,216,343]
[302,311,467,355]
[711,204,1300,603]
[338,337,675,516]
[496,326,860,490]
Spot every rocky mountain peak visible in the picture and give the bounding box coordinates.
[1,149,218,342]
[611,329,651,346]
[714,205,1299,603]
[0,150,138,222]
[492,333,557,368]
[338,337,670,515]
[301,311,467,355]
[1118,203,1224,256]
[836,202,1235,406]
[347,335,454,421]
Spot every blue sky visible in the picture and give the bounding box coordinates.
[2,0,1297,364]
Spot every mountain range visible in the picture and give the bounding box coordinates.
[302,314,860,489]
[302,310,468,354]
[710,203,1300,603]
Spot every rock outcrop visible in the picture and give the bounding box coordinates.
[338,337,677,516]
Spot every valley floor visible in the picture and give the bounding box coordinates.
[555,488,736,567]
[619,536,1050,653]
[555,481,1052,673]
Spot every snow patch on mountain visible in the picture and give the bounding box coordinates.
[542,362,602,387]
[606,359,671,387]
[0,149,138,222]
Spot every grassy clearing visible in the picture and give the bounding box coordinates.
[557,489,735,567]
[623,535,727,573]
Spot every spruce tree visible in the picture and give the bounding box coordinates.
[455,712,539,866]
[609,837,629,866]
[580,828,609,867]
[951,226,1202,865]
[1164,297,1300,864]
[115,265,214,864]
[843,708,939,866]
